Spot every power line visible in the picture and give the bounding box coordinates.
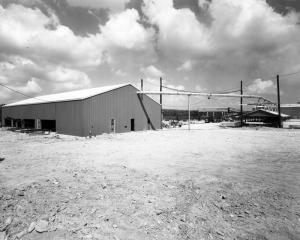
[243,68,300,87]
[280,69,300,77]
[163,85,240,94]
[0,82,47,103]
[162,85,195,93]
[215,89,240,94]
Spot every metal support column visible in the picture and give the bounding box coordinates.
[277,75,281,128]
[240,80,243,127]
[188,95,191,130]
[160,77,162,129]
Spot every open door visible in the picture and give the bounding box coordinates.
[130,118,135,131]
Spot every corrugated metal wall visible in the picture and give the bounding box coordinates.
[2,103,56,120]
[82,85,161,136]
[281,107,300,119]
[55,101,84,136]
[1,101,84,135]
[2,85,161,136]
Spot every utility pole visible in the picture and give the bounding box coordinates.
[240,80,243,126]
[160,77,163,129]
[277,75,281,128]
[188,95,191,130]
[140,79,143,100]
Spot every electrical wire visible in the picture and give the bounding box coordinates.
[162,85,195,93]
[242,68,300,87]
[0,82,48,103]
[215,89,240,94]
[163,85,240,94]
[280,69,300,77]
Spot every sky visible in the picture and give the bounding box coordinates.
[0,0,299,109]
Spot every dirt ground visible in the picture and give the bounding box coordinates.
[0,125,300,240]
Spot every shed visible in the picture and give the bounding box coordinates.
[244,109,289,127]
[2,83,161,136]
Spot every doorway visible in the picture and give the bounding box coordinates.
[130,118,135,131]
[41,120,56,131]
[110,119,116,133]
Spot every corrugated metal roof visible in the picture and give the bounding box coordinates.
[4,83,130,107]
[246,109,289,118]
[263,109,289,117]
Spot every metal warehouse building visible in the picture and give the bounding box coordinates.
[281,104,300,119]
[2,83,161,136]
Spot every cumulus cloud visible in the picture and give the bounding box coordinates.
[1,0,300,105]
[195,85,207,92]
[0,77,42,102]
[101,9,154,50]
[47,67,91,91]
[15,77,42,94]
[247,79,276,94]
[141,0,300,103]
[0,4,104,67]
[0,3,156,103]
[177,60,194,72]
[198,0,210,9]
[113,69,127,77]
[142,0,300,61]
[142,0,210,59]
[141,65,164,78]
[99,8,156,69]
[65,0,130,13]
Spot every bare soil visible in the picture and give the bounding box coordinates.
[0,125,300,240]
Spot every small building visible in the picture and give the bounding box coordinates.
[244,109,289,127]
[198,107,238,122]
[281,104,300,119]
[2,83,161,136]
[162,109,199,121]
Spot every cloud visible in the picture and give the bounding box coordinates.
[141,65,164,78]
[47,67,91,91]
[1,0,300,105]
[177,60,194,72]
[0,4,154,67]
[0,3,157,103]
[65,0,130,13]
[162,84,187,108]
[247,79,276,94]
[198,0,210,9]
[142,0,300,60]
[138,77,187,108]
[113,69,127,77]
[0,62,15,72]
[99,8,157,69]
[0,55,40,89]
[195,84,207,92]
[101,9,154,50]
[0,4,105,67]
[142,0,210,59]
[15,77,42,94]
[0,55,91,102]
[142,0,300,103]
[0,77,42,103]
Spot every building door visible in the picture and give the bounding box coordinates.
[35,119,41,129]
[130,118,135,131]
[110,119,116,133]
